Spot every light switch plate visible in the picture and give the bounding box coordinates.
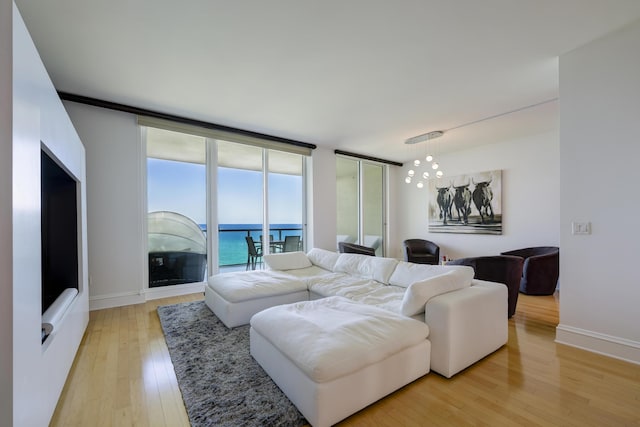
[572,221,591,235]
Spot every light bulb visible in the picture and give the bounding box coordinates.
[405,176,412,184]
[417,181,424,189]
[422,171,429,179]
[426,154,433,162]
[414,159,421,167]
[436,170,443,177]
[408,169,415,177]
[432,162,439,170]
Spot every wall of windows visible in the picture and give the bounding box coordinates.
[145,125,307,287]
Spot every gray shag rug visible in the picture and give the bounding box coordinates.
[157,300,307,427]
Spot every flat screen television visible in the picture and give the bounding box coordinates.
[41,149,79,314]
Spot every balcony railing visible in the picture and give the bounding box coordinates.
[148,224,303,283]
[218,225,303,267]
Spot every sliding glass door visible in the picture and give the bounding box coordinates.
[216,142,305,270]
[336,156,386,256]
[216,140,264,270]
[146,128,207,287]
[336,157,359,249]
[268,150,304,253]
[362,163,384,256]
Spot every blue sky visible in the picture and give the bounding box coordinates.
[147,159,302,226]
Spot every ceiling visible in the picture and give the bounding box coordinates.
[15,0,640,163]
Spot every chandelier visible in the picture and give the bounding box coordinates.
[404,130,445,188]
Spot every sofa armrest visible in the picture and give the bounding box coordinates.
[424,280,507,378]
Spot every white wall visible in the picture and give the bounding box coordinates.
[308,146,337,251]
[556,19,640,364]
[394,131,560,261]
[62,102,148,309]
[1,0,13,424]
[10,3,89,425]
[386,165,400,258]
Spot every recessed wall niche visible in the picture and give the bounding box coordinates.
[41,149,79,315]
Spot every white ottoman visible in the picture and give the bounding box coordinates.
[250,296,431,427]
[205,270,309,328]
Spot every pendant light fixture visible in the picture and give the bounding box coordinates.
[404,130,445,188]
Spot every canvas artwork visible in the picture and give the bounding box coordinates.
[428,169,502,234]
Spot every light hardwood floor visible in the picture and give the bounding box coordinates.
[50,292,640,426]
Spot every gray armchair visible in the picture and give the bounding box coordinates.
[402,239,440,265]
[501,246,559,295]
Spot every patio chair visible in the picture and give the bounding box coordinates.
[283,235,301,252]
[148,211,207,286]
[245,236,263,270]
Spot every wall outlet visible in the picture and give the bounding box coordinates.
[571,221,591,235]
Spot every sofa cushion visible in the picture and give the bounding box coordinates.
[208,270,308,303]
[308,273,379,299]
[334,254,398,284]
[250,296,430,383]
[307,248,340,271]
[400,267,474,316]
[333,253,369,276]
[264,251,312,271]
[281,265,333,279]
[348,285,406,314]
[389,262,469,288]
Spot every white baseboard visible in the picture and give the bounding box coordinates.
[89,282,205,311]
[145,282,205,301]
[89,291,145,310]
[555,324,640,365]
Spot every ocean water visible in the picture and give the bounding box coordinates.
[215,224,303,266]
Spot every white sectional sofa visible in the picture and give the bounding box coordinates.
[205,248,508,379]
